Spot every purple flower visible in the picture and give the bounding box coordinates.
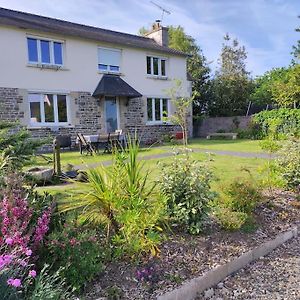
[25,249,32,256]
[29,270,37,278]
[7,278,22,287]
[5,237,13,245]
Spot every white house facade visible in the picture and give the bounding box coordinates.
[0,7,192,146]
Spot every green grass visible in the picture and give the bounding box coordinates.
[36,151,265,200]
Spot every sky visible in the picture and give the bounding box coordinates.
[0,0,299,76]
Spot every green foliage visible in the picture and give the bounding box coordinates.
[250,65,300,107]
[222,179,263,214]
[213,177,262,231]
[277,139,300,191]
[214,207,248,231]
[160,151,216,234]
[209,34,253,117]
[28,264,71,300]
[46,225,103,290]
[0,122,45,173]
[252,108,300,138]
[60,137,167,257]
[167,26,211,116]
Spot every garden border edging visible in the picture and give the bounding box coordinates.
[157,225,299,300]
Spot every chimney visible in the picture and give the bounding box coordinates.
[144,20,169,47]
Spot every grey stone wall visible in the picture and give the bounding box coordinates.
[0,87,24,121]
[195,116,251,137]
[0,87,187,150]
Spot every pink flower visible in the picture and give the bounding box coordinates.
[25,249,32,256]
[7,278,22,287]
[5,237,13,245]
[29,270,37,278]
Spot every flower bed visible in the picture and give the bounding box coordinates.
[84,190,299,300]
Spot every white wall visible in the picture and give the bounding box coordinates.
[0,26,190,98]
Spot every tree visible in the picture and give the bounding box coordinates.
[250,67,288,106]
[209,34,252,117]
[291,16,299,64]
[139,25,211,116]
[167,80,193,146]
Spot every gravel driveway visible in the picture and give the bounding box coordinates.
[200,235,300,300]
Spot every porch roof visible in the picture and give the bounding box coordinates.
[92,74,142,98]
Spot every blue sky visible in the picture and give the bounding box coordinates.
[0,0,299,76]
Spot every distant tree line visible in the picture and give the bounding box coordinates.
[140,17,299,118]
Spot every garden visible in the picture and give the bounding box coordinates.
[0,106,299,300]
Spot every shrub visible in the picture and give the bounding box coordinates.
[223,179,263,214]
[46,224,103,290]
[160,152,216,234]
[214,207,248,231]
[60,136,167,257]
[277,139,300,191]
[252,108,300,138]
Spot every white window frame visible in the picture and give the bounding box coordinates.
[104,96,121,133]
[28,92,71,127]
[146,97,170,124]
[146,56,167,77]
[98,47,122,74]
[27,35,64,67]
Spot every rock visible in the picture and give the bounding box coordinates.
[204,288,214,298]
[217,282,224,289]
[26,167,53,182]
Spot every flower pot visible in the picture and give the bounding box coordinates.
[175,132,184,140]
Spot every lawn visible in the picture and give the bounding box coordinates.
[28,139,262,170]
[36,150,265,199]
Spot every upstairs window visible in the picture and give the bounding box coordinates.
[146,56,167,76]
[27,37,63,66]
[147,98,168,123]
[28,93,69,126]
[98,47,121,73]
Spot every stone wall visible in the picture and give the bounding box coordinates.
[195,116,251,137]
[0,87,187,150]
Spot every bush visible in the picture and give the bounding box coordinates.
[60,136,167,257]
[160,152,216,234]
[252,108,300,138]
[277,139,300,191]
[223,179,263,214]
[46,224,103,290]
[214,207,248,231]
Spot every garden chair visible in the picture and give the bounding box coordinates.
[77,133,94,155]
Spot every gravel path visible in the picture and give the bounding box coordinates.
[200,235,300,300]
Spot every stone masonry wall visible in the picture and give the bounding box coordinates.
[0,88,101,151]
[195,116,251,137]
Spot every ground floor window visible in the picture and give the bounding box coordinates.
[28,93,69,126]
[147,98,168,123]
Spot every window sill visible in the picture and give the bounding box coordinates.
[146,121,172,126]
[28,125,74,130]
[98,70,123,76]
[146,75,168,80]
[27,63,68,71]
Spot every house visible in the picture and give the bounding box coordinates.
[0,7,192,147]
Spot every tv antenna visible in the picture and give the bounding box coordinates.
[150,1,171,22]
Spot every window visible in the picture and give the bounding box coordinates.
[28,93,69,126]
[98,47,121,73]
[27,37,63,66]
[146,56,167,77]
[147,98,168,123]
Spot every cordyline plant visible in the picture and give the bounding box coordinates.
[60,135,167,257]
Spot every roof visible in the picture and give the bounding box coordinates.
[92,74,142,98]
[0,7,187,57]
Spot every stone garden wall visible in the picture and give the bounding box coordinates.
[195,116,251,137]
